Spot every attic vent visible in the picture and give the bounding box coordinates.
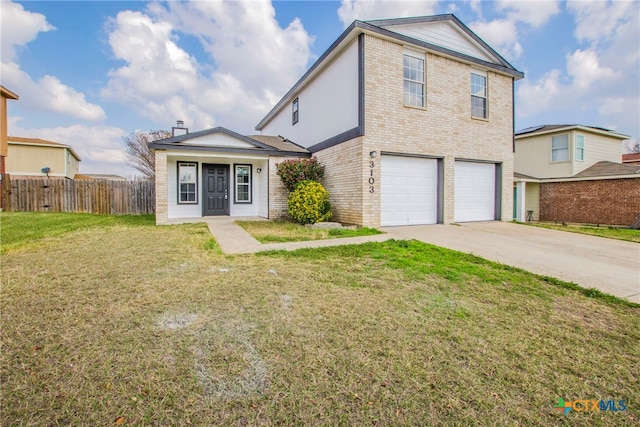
[172,120,189,137]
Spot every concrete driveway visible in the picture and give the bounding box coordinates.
[383,222,640,303]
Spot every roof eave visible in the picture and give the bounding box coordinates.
[516,125,630,140]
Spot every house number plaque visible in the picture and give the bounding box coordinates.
[369,160,375,193]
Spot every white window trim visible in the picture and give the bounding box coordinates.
[403,50,426,108]
[471,70,488,119]
[575,134,585,162]
[234,164,252,204]
[292,98,299,125]
[177,161,198,204]
[551,134,570,163]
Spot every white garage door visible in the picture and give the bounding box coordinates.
[454,161,496,222]
[381,155,438,226]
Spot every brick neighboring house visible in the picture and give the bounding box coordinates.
[1,86,19,209]
[152,14,523,226]
[513,125,638,226]
[622,153,640,165]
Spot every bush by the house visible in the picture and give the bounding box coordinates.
[276,158,325,192]
[288,180,332,225]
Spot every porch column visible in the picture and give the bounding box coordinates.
[516,181,526,222]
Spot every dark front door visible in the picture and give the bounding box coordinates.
[203,164,229,216]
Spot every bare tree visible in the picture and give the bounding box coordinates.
[123,130,171,179]
[623,137,639,154]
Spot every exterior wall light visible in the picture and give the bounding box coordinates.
[256,168,262,173]
[370,151,377,158]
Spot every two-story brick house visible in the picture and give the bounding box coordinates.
[513,125,639,225]
[153,14,524,226]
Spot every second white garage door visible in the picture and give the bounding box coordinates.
[454,161,496,222]
[381,155,438,226]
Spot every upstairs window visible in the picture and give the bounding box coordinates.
[551,135,569,162]
[471,72,487,118]
[575,135,585,161]
[292,98,299,125]
[177,162,198,204]
[403,53,425,107]
[235,164,252,203]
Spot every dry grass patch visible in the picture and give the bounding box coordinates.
[1,215,638,425]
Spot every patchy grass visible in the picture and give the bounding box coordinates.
[236,219,382,243]
[1,214,638,426]
[526,222,640,243]
[0,212,155,253]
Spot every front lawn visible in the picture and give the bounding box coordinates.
[526,222,640,243]
[236,219,382,243]
[1,213,638,425]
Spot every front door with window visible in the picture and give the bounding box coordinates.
[203,164,229,216]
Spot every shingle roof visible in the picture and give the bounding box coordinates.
[515,124,629,139]
[573,161,640,178]
[247,135,308,153]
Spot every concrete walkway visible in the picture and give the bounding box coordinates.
[203,217,394,254]
[384,222,640,303]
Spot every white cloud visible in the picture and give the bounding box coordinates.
[1,1,106,122]
[0,61,106,121]
[102,1,314,133]
[470,1,559,60]
[10,121,131,175]
[496,0,560,28]
[518,1,639,137]
[337,0,439,27]
[567,0,635,44]
[566,49,617,90]
[470,19,522,58]
[0,0,55,62]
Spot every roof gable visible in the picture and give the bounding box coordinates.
[149,126,310,157]
[152,127,273,150]
[372,19,494,63]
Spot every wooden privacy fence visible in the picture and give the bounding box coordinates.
[2,176,155,214]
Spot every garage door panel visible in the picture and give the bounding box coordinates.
[454,161,495,222]
[381,156,438,226]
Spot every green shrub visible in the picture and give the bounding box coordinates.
[287,181,332,225]
[276,158,325,192]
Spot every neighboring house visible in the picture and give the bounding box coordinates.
[1,86,19,175]
[6,137,81,179]
[622,153,640,165]
[513,125,639,225]
[153,14,523,226]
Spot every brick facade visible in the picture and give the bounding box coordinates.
[314,137,364,225]
[154,150,168,224]
[268,156,297,220]
[360,35,515,226]
[540,178,640,226]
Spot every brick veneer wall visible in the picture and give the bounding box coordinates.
[361,34,515,226]
[540,177,640,226]
[268,156,299,220]
[314,137,364,225]
[154,150,168,224]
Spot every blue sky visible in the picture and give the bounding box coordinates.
[2,0,638,176]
